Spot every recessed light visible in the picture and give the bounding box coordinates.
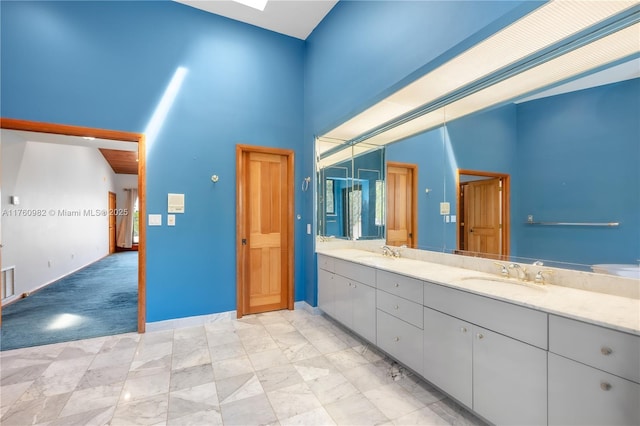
[233,0,268,12]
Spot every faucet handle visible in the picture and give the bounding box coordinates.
[493,262,509,276]
[534,269,554,284]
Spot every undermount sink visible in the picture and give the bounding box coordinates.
[355,254,399,263]
[458,276,547,291]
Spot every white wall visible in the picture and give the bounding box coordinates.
[1,134,118,302]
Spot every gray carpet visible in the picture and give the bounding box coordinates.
[1,252,138,351]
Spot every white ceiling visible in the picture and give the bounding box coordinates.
[174,0,339,40]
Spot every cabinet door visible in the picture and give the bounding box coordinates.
[377,310,423,375]
[318,269,335,317]
[473,327,547,426]
[351,281,376,343]
[548,353,640,426]
[332,275,352,328]
[423,307,472,407]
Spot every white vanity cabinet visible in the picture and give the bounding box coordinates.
[317,252,639,426]
[548,315,640,426]
[317,255,376,343]
[376,270,425,375]
[423,284,548,426]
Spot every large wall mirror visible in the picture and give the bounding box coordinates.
[316,10,640,276]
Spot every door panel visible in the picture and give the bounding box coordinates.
[386,162,417,247]
[463,178,501,256]
[237,146,293,317]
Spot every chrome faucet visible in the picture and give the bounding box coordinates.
[382,245,404,258]
[493,262,510,277]
[534,269,554,285]
[509,263,528,281]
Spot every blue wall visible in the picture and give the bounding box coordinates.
[1,1,305,321]
[514,79,640,266]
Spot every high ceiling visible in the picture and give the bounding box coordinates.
[174,0,339,40]
[3,129,139,175]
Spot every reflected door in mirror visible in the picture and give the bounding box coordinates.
[387,162,417,248]
[460,177,502,258]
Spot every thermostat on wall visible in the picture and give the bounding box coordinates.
[440,202,450,215]
[168,193,185,213]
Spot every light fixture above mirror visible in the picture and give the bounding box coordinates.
[317,1,640,160]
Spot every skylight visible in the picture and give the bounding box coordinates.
[233,0,268,12]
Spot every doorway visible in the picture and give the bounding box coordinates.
[386,162,417,248]
[457,169,510,260]
[236,145,294,318]
[0,118,146,332]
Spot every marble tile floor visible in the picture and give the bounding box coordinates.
[0,309,488,426]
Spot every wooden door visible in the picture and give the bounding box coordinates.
[237,145,293,317]
[108,192,116,254]
[386,162,417,247]
[462,178,501,256]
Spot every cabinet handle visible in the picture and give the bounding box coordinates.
[600,382,612,391]
[394,337,400,342]
[394,305,399,310]
[394,283,400,287]
[353,284,357,288]
[460,327,468,333]
[477,333,484,340]
[600,346,613,356]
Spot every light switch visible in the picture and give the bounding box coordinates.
[167,215,176,226]
[148,214,162,226]
[306,224,311,234]
[450,215,457,223]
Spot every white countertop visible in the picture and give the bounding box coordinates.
[317,248,640,336]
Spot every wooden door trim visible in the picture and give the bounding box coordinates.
[236,144,294,319]
[386,161,418,248]
[108,191,117,254]
[456,169,510,259]
[0,118,147,333]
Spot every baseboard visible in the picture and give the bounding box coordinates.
[295,300,321,315]
[146,310,237,332]
[145,302,322,332]
[5,254,111,306]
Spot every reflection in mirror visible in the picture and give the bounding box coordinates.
[456,170,510,261]
[314,0,639,275]
[317,65,640,274]
[317,143,385,241]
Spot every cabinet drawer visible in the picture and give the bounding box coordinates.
[377,290,423,329]
[423,283,548,349]
[334,259,375,284]
[377,310,423,375]
[549,315,640,383]
[549,352,640,426]
[376,270,423,302]
[318,254,335,272]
